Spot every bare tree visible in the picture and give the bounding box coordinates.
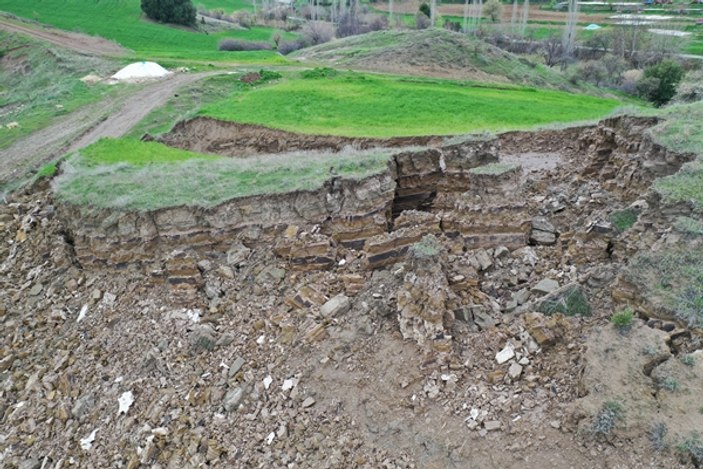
[562,0,579,65]
[510,0,519,34]
[464,0,471,32]
[542,34,564,67]
[389,0,394,28]
[520,0,529,36]
[431,0,437,27]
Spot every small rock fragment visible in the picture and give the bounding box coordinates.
[80,428,98,451]
[532,278,559,296]
[118,391,134,415]
[508,362,523,380]
[496,345,515,365]
[320,294,351,318]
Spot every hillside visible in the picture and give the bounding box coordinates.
[0,0,290,62]
[294,29,591,92]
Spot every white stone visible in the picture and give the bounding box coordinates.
[118,391,134,415]
[508,362,523,380]
[263,375,273,390]
[80,429,98,451]
[496,345,515,364]
[77,304,88,323]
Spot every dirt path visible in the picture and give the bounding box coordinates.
[0,15,128,57]
[0,72,216,189]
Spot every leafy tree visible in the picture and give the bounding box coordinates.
[637,60,685,106]
[483,0,504,23]
[419,3,432,18]
[141,0,197,26]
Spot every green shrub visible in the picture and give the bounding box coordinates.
[609,208,638,232]
[677,432,703,467]
[611,308,634,332]
[649,422,668,451]
[141,0,196,26]
[36,163,57,179]
[681,354,695,367]
[537,286,591,317]
[301,67,339,79]
[637,60,685,107]
[592,401,624,437]
[659,376,679,392]
[419,3,431,18]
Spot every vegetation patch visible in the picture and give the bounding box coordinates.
[626,249,703,328]
[537,285,592,317]
[54,138,393,210]
[591,401,624,437]
[611,308,634,333]
[199,72,621,138]
[609,208,638,232]
[0,31,118,149]
[673,216,703,237]
[649,422,669,452]
[677,432,703,468]
[651,102,703,209]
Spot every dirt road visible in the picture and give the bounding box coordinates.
[0,15,128,57]
[0,72,217,190]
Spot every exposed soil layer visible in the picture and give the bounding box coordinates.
[2,115,702,469]
[154,116,443,157]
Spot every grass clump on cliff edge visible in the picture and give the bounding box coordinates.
[53,138,392,211]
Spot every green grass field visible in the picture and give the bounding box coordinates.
[127,73,246,137]
[0,0,293,62]
[199,71,621,137]
[54,138,392,210]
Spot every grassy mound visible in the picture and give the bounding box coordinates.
[0,0,293,62]
[53,138,392,210]
[293,29,589,91]
[0,31,117,149]
[198,71,621,137]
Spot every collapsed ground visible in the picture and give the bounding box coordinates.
[1,113,702,468]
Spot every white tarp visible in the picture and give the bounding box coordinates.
[111,61,171,81]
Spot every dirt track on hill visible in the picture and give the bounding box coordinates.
[0,16,128,57]
[0,72,217,189]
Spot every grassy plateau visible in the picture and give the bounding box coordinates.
[54,138,392,210]
[199,70,621,137]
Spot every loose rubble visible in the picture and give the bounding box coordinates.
[1,116,701,468]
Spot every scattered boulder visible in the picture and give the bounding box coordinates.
[532,278,559,296]
[529,217,557,245]
[320,294,351,318]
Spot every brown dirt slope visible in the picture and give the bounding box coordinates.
[0,14,127,57]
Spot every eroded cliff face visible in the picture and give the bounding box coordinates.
[58,116,694,284]
[154,117,442,157]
